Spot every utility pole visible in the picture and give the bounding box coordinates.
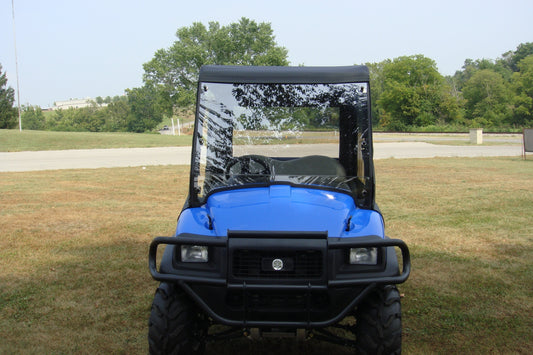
[12,0,22,131]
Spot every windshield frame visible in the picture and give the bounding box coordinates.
[188,65,375,210]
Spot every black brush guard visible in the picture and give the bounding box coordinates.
[149,232,410,327]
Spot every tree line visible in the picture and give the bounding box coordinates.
[11,86,165,133]
[368,42,533,131]
[1,17,532,132]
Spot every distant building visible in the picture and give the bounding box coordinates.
[51,98,107,110]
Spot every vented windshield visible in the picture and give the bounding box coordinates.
[190,81,373,207]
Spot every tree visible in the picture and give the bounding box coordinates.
[78,105,105,132]
[377,55,460,130]
[143,18,289,114]
[500,42,533,72]
[102,100,130,132]
[510,55,533,126]
[125,85,164,132]
[451,58,511,92]
[366,60,391,126]
[462,69,512,127]
[0,64,18,129]
[21,105,45,130]
[47,109,62,130]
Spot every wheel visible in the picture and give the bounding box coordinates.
[354,285,402,354]
[224,154,271,180]
[148,283,208,355]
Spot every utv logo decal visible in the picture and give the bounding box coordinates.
[272,258,284,271]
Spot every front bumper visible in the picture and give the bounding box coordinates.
[149,232,410,328]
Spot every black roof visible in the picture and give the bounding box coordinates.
[198,65,369,84]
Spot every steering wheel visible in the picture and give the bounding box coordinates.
[224,155,271,181]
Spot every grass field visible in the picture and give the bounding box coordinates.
[0,129,521,152]
[0,157,532,354]
[0,130,192,152]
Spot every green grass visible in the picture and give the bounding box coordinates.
[1,129,522,152]
[0,157,532,353]
[376,157,533,353]
[0,129,192,152]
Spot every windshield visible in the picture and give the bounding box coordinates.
[190,81,373,207]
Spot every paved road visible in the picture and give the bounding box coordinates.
[0,143,522,172]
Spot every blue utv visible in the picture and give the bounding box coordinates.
[148,65,411,354]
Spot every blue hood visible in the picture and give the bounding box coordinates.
[176,186,384,238]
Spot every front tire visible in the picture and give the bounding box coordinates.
[148,282,207,355]
[355,285,402,354]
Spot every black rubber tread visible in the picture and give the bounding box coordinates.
[148,282,207,355]
[354,285,402,355]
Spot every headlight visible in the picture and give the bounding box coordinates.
[349,247,378,265]
[181,245,208,263]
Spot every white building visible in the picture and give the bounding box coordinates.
[52,98,107,110]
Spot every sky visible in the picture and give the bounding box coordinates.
[1,0,532,108]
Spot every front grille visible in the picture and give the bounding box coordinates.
[232,249,323,279]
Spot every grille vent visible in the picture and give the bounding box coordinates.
[232,250,323,279]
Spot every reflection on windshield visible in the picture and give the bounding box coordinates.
[192,82,371,206]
